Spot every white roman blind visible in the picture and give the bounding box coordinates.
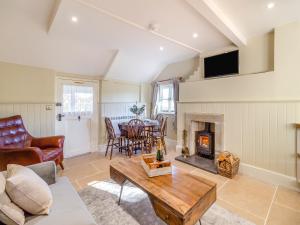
[63,85,93,117]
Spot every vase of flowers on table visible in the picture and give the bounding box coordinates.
[130,103,145,119]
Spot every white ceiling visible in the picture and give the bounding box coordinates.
[0,0,117,76]
[0,0,299,82]
[212,0,300,39]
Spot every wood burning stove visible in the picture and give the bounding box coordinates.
[195,123,215,160]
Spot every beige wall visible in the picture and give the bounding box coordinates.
[181,23,299,102]
[239,32,274,74]
[140,83,152,117]
[0,62,55,103]
[101,80,140,103]
[155,56,199,81]
[56,72,100,80]
[198,32,274,80]
[178,22,300,179]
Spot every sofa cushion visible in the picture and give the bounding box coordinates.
[25,177,96,225]
[0,173,25,225]
[5,165,53,215]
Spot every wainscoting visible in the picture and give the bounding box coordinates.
[0,103,55,137]
[177,101,300,179]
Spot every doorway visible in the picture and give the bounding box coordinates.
[55,77,99,158]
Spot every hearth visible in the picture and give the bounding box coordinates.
[195,123,215,160]
[176,122,217,174]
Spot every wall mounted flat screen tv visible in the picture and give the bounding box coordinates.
[204,50,239,78]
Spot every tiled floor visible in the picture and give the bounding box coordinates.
[58,146,300,225]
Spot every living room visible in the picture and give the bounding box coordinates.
[0,1,299,225]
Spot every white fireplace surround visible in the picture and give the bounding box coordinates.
[182,113,224,158]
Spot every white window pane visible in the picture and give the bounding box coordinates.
[162,88,169,99]
[62,85,93,116]
[161,100,169,111]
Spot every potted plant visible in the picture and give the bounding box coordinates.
[130,104,145,119]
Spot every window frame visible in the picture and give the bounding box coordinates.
[157,83,175,114]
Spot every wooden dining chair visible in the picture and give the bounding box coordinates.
[127,119,151,157]
[152,116,168,154]
[155,114,164,126]
[104,117,123,160]
[153,114,164,133]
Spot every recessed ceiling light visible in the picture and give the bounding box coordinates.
[71,16,78,23]
[267,2,275,9]
[193,33,198,38]
[159,46,164,51]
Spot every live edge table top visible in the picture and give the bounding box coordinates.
[110,158,217,225]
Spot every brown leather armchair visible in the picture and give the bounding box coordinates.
[0,115,65,171]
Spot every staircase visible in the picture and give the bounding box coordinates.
[185,66,201,82]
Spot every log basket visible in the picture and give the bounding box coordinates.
[217,151,240,178]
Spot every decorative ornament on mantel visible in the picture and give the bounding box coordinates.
[181,129,190,158]
[130,103,145,119]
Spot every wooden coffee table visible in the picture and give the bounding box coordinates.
[110,158,216,225]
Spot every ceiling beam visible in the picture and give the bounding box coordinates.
[185,0,247,46]
[47,0,62,33]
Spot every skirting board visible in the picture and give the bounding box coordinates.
[175,145,300,191]
[99,144,107,152]
[239,163,300,191]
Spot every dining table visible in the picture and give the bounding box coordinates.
[118,119,159,136]
[117,119,159,154]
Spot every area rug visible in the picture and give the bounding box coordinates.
[79,180,255,225]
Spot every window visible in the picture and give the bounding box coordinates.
[63,85,93,116]
[157,83,174,114]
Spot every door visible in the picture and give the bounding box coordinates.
[55,78,99,158]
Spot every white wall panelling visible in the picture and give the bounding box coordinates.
[177,101,300,178]
[0,103,55,137]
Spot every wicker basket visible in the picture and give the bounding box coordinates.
[217,151,240,178]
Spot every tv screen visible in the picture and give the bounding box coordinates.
[204,50,239,78]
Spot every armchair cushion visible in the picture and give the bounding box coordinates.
[42,148,63,162]
[31,136,64,149]
[0,147,44,171]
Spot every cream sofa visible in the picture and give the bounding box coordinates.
[1,162,97,225]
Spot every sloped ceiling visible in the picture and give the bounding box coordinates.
[212,0,300,39]
[0,0,299,83]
